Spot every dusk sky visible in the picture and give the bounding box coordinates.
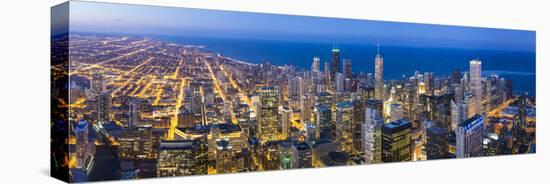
[66,1,535,52]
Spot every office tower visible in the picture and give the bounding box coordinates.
[128,99,139,128]
[331,45,340,83]
[119,125,154,160]
[287,77,302,109]
[281,107,292,140]
[336,72,345,92]
[418,82,426,95]
[469,59,482,114]
[75,120,90,169]
[315,104,333,139]
[451,69,462,85]
[300,94,314,125]
[119,125,157,178]
[311,56,320,72]
[316,92,334,109]
[216,139,235,174]
[91,72,104,93]
[374,44,384,100]
[426,126,449,160]
[424,72,435,95]
[351,100,366,154]
[456,114,484,158]
[454,84,464,103]
[306,121,318,144]
[451,100,468,131]
[324,61,330,85]
[464,93,476,118]
[258,86,281,142]
[382,119,412,162]
[343,59,352,79]
[390,103,404,122]
[292,142,313,168]
[364,106,384,164]
[403,83,416,120]
[96,92,111,123]
[303,71,313,95]
[336,101,354,154]
[157,137,208,177]
[498,78,508,104]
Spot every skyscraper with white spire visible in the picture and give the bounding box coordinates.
[374,44,384,101]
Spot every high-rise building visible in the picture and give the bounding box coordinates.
[311,56,321,73]
[281,107,292,140]
[382,119,412,162]
[426,126,449,160]
[324,61,330,85]
[292,142,313,168]
[343,59,352,79]
[450,100,467,131]
[91,72,104,93]
[403,83,416,120]
[215,138,235,174]
[300,94,314,125]
[258,86,281,142]
[455,114,484,158]
[331,45,340,83]
[336,101,354,154]
[128,99,139,128]
[469,59,482,115]
[287,77,302,109]
[75,120,90,169]
[157,137,208,177]
[364,106,384,164]
[96,92,111,123]
[336,72,345,92]
[351,100,366,155]
[374,44,384,100]
[390,103,404,122]
[315,104,333,140]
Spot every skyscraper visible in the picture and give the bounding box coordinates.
[75,120,90,169]
[426,126,449,160]
[96,92,111,123]
[215,138,235,174]
[382,119,412,162]
[292,142,313,168]
[456,114,484,158]
[258,86,281,142]
[374,44,384,100]
[469,59,482,115]
[336,101,354,154]
[343,59,352,79]
[300,94,314,125]
[128,99,139,128]
[281,107,292,140]
[91,72,105,93]
[330,45,340,84]
[157,137,208,177]
[336,72,345,92]
[450,100,467,131]
[311,56,320,73]
[364,106,384,164]
[315,104,333,139]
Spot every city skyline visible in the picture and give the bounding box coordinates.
[51,1,536,183]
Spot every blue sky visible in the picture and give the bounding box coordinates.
[66,1,535,52]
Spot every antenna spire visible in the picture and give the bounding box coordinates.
[376,43,380,56]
